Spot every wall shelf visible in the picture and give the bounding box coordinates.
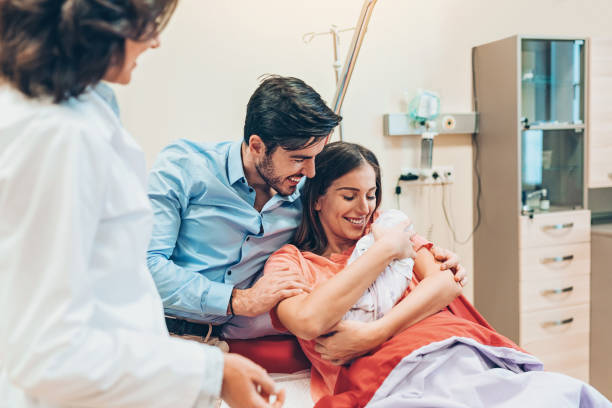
[383,112,478,136]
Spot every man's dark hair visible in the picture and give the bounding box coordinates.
[293,142,382,255]
[0,0,177,102]
[243,75,342,154]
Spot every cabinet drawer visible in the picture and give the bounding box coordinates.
[523,332,590,382]
[524,330,589,382]
[519,211,590,248]
[519,242,590,281]
[520,275,590,312]
[520,304,589,345]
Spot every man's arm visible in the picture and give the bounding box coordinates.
[431,245,468,286]
[147,153,234,319]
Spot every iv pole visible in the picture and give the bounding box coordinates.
[328,0,379,143]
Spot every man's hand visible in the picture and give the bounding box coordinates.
[313,320,383,366]
[232,271,311,317]
[221,353,285,408]
[430,246,468,286]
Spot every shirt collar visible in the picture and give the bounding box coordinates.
[227,141,246,185]
[92,82,121,119]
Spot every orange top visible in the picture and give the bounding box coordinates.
[264,235,431,402]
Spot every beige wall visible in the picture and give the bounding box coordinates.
[115,0,612,302]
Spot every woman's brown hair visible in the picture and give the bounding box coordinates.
[0,0,177,102]
[293,141,382,255]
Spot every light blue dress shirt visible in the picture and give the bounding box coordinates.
[147,139,304,324]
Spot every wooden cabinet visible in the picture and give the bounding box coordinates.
[588,38,612,188]
[590,225,612,399]
[519,212,591,382]
[473,36,591,383]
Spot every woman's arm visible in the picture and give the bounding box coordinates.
[372,247,462,339]
[314,247,462,364]
[276,222,414,340]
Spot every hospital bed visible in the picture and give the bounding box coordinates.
[220,336,314,408]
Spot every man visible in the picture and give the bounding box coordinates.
[147,75,464,344]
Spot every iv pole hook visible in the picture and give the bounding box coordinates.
[328,0,379,142]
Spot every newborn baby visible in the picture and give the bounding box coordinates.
[343,209,415,322]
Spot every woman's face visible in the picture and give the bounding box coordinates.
[103,36,160,84]
[315,163,378,249]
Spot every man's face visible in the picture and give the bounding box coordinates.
[255,138,326,196]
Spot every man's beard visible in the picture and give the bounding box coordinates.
[255,154,293,196]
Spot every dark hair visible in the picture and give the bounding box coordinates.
[243,75,342,154]
[0,0,177,102]
[293,141,382,254]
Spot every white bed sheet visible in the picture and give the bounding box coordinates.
[218,370,313,408]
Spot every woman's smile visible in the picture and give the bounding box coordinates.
[315,164,377,253]
[344,216,366,226]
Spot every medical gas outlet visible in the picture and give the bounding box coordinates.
[400,166,454,185]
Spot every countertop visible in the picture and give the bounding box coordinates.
[592,223,612,237]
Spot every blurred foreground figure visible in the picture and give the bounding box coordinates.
[0,1,283,407]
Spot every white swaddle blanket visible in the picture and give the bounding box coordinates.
[342,209,414,322]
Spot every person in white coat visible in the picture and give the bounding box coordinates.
[0,1,283,407]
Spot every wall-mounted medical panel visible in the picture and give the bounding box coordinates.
[383,112,478,136]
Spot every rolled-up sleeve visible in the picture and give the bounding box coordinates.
[147,147,234,319]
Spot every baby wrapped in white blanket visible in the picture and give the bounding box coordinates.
[343,209,415,322]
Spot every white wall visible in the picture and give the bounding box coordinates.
[115,0,612,302]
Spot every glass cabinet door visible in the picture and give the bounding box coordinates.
[521,128,584,213]
[521,39,585,126]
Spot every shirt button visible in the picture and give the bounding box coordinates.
[241,178,245,183]
[249,188,253,193]
[227,270,232,275]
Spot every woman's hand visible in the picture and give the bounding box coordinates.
[313,320,386,366]
[372,219,416,260]
[221,353,285,408]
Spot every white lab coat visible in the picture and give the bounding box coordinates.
[0,84,223,407]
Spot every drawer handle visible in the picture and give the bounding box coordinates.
[541,222,574,231]
[541,317,574,328]
[540,254,574,264]
[541,286,574,296]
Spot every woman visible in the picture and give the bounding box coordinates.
[264,142,610,407]
[0,1,281,407]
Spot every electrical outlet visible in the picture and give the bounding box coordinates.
[436,165,455,183]
[400,166,454,185]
